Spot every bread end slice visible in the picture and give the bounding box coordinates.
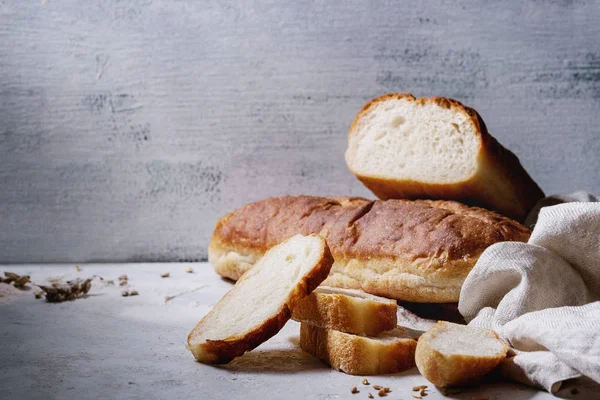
[300,323,417,375]
[345,93,544,221]
[415,321,509,387]
[292,286,397,336]
[187,234,334,364]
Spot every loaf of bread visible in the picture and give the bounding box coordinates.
[415,321,509,387]
[187,234,333,364]
[291,286,397,336]
[300,323,417,375]
[345,93,545,222]
[209,196,530,302]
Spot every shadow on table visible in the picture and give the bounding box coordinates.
[554,377,600,399]
[218,348,327,373]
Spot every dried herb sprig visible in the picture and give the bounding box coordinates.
[38,278,92,303]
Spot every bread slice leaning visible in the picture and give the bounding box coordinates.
[345,94,544,222]
[187,234,334,364]
[300,323,417,375]
[415,321,509,387]
[292,286,397,336]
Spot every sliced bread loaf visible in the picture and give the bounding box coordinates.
[292,286,397,336]
[345,94,544,222]
[187,234,333,364]
[415,321,509,387]
[300,323,417,375]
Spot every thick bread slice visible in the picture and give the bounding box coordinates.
[291,286,397,336]
[415,321,509,387]
[209,196,530,302]
[300,323,417,375]
[187,234,333,364]
[345,93,544,222]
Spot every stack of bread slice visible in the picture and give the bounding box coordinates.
[187,234,510,386]
[293,286,417,375]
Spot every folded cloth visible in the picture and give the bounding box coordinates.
[459,193,600,393]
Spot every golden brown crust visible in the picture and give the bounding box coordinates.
[188,235,334,364]
[415,321,510,387]
[300,323,417,375]
[346,93,545,222]
[209,196,530,302]
[291,287,397,336]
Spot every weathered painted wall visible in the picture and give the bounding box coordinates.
[1,1,599,262]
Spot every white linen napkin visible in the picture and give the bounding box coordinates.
[458,193,600,393]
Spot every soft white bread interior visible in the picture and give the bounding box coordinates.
[292,286,397,336]
[300,323,417,375]
[345,94,544,221]
[187,234,333,364]
[415,321,509,387]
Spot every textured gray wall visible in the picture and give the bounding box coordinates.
[1,1,599,263]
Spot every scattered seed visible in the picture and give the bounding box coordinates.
[13,275,31,289]
[419,388,427,397]
[351,387,358,394]
[368,394,373,399]
[184,266,193,273]
[106,280,114,285]
[119,280,128,286]
[412,386,427,391]
[384,388,390,393]
[377,389,386,397]
[571,388,579,395]
[34,292,43,299]
[372,385,382,390]
[361,378,369,385]
[122,291,129,297]
[161,272,170,278]
[75,265,82,271]
[4,272,19,284]
[118,274,128,281]
[129,290,139,296]
[412,395,422,399]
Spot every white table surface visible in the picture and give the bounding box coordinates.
[1,263,598,400]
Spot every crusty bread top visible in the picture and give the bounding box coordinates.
[211,196,530,272]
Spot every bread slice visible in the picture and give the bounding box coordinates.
[291,286,397,336]
[300,323,417,375]
[187,234,333,364]
[345,94,544,222]
[209,196,530,303]
[415,321,509,387]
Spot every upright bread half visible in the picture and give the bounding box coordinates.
[345,93,544,222]
[292,286,397,336]
[415,321,509,387]
[209,196,530,302]
[187,234,333,364]
[300,323,417,375]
